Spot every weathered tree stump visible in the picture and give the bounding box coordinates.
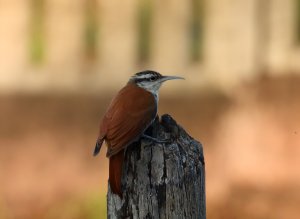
[107,114,205,219]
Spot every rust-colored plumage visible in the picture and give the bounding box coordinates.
[93,70,184,197]
[94,82,157,196]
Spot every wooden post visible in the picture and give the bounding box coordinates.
[107,114,206,219]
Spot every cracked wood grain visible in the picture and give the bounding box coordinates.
[107,114,205,219]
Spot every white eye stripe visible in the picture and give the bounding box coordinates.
[136,74,155,79]
[132,74,158,81]
[130,71,162,83]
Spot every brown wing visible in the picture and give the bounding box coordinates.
[99,83,157,157]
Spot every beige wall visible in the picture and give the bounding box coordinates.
[0,0,299,94]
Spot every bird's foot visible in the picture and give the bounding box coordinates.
[141,134,171,144]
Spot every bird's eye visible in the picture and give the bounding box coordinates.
[149,76,155,81]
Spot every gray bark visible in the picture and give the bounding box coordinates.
[107,114,205,219]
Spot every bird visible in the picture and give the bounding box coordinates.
[93,70,184,197]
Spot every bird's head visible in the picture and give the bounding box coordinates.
[129,70,184,95]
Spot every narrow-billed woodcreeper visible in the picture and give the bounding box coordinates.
[93,70,183,197]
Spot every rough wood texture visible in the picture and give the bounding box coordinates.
[107,114,205,219]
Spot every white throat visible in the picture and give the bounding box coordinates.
[152,91,159,104]
[136,83,160,104]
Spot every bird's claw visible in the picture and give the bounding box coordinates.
[141,134,171,144]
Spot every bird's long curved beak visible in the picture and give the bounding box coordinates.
[161,75,185,82]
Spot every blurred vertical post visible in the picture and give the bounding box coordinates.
[0,1,29,91]
[204,0,260,87]
[98,0,138,83]
[267,0,297,74]
[107,115,206,219]
[151,0,190,73]
[44,0,84,89]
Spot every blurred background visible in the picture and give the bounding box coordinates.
[0,0,300,218]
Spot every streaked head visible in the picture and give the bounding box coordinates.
[129,70,184,94]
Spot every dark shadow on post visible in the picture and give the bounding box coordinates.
[107,114,206,219]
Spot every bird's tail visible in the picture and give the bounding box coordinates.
[93,137,105,156]
[109,150,124,197]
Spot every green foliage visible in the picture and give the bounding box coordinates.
[297,0,300,42]
[190,0,204,62]
[44,192,106,219]
[29,0,45,64]
[84,0,99,59]
[83,192,106,219]
[137,0,152,63]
